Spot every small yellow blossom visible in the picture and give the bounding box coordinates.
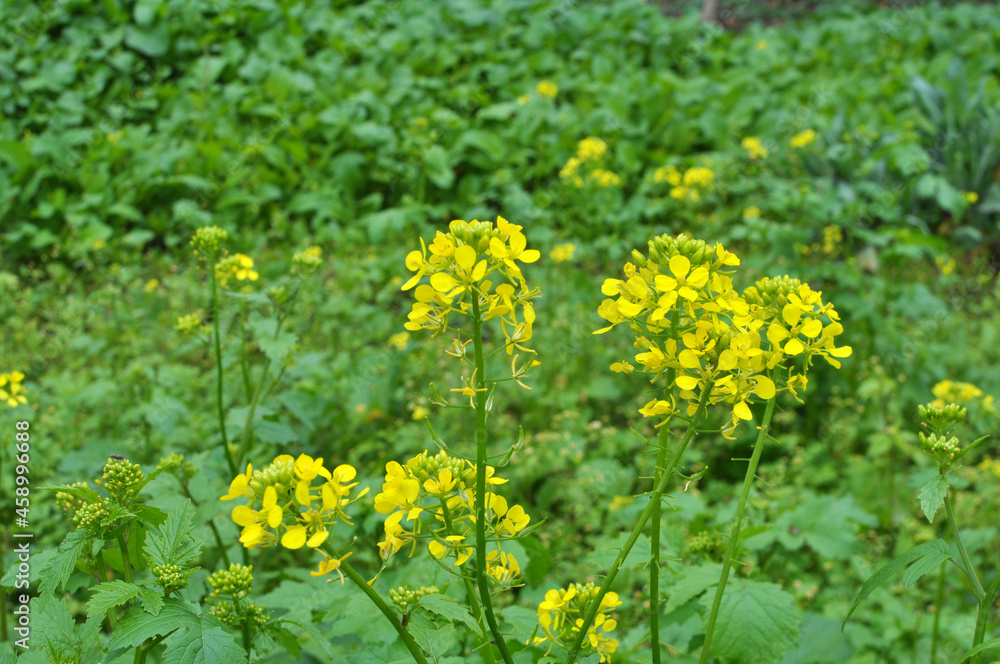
[756,40,767,50]
[961,191,978,204]
[791,129,816,148]
[550,243,576,263]
[517,94,530,105]
[0,371,28,408]
[144,278,160,292]
[743,206,761,219]
[741,137,768,160]
[589,169,621,187]
[411,405,429,420]
[388,332,409,351]
[536,81,558,98]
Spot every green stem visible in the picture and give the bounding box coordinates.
[133,633,168,664]
[471,295,515,664]
[325,548,430,664]
[117,529,134,585]
[94,551,117,628]
[441,501,496,664]
[565,384,713,664]
[931,559,946,664]
[211,253,238,477]
[650,308,680,662]
[970,571,1000,664]
[179,482,231,567]
[700,396,776,664]
[235,356,270,469]
[944,493,984,601]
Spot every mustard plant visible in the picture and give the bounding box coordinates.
[588,233,851,663]
[845,393,997,664]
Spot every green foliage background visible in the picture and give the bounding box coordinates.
[2,0,1000,662]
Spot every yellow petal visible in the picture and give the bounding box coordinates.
[455,245,477,272]
[307,530,329,548]
[784,337,805,355]
[430,272,457,292]
[281,526,307,550]
[231,505,255,527]
[801,318,823,338]
[734,401,753,420]
[675,375,699,390]
[520,249,540,263]
[617,298,643,318]
[669,255,691,278]
[782,303,802,326]
[754,375,776,399]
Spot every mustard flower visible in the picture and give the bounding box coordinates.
[962,191,979,204]
[0,371,28,408]
[536,80,558,98]
[588,169,621,187]
[743,206,762,219]
[550,243,576,263]
[741,137,768,160]
[576,137,607,162]
[215,253,259,285]
[533,582,621,663]
[485,550,521,585]
[790,129,816,148]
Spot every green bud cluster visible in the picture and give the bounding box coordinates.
[208,563,254,599]
[55,481,89,518]
[389,585,439,614]
[247,458,296,498]
[190,226,228,254]
[95,457,145,503]
[158,453,195,481]
[920,432,961,458]
[152,563,192,593]
[688,531,726,558]
[175,313,203,336]
[73,500,108,531]
[291,251,322,275]
[647,233,716,271]
[406,450,475,488]
[212,600,270,630]
[918,402,967,436]
[742,276,803,309]
[448,219,501,255]
[269,284,290,305]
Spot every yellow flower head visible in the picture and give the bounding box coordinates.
[550,243,576,263]
[0,371,28,408]
[741,137,768,160]
[790,129,817,148]
[532,582,620,662]
[536,80,558,98]
[215,253,259,286]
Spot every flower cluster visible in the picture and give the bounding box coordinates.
[95,456,146,505]
[652,164,715,202]
[0,371,27,408]
[790,128,817,148]
[215,253,259,286]
[390,585,439,614]
[598,234,851,434]
[175,312,205,336]
[536,80,558,98]
[931,380,995,413]
[559,138,621,188]
[532,582,622,663]
[741,136,768,160]
[549,243,576,263]
[222,454,367,576]
[190,225,228,255]
[291,246,323,275]
[372,449,528,584]
[402,217,541,390]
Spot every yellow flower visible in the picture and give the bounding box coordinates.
[741,137,768,160]
[653,165,682,185]
[589,169,621,187]
[0,372,28,408]
[936,256,956,276]
[485,550,521,584]
[311,551,352,582]
[144,278,160,292]
[961,190,978,204]
[220,463,255,501]
[576,137,607,161]
[755,40,767,50]
[790,129,816,148]
[517,94,530,105]
[550,243,576,263]
[388,332,409,351]
[743,206,761,219]
[411,405,429,420]
[428,535,473,566]
[536,80,558,98]
[294,454,332,482]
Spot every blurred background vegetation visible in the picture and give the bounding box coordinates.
[2,0,999,661]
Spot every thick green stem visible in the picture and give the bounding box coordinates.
[931,559,946,663]
[326,549,430,664]
[117,529,134,585]
[565,384,713,664]
[944,493,984,601]
[700,396,776,664]
[471,296,515,664]
[210,255,238,477]
[133,633,168,664]
[440,502,496,664]
[970,571,1000,664]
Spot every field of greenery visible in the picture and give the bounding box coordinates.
[2,0,1000,662]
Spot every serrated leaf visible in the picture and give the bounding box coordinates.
[418,593,483,637]
[274,626,303,659]
[131,465,169,497]
[918,475,950,524]
[135,504,169,527]
[705,578,800,664]
[900,553,951,588]
[144,500,201,568]
[161,613,247,664]
[843,539,948,628]
[31,596,77,652]
[410,623,456,660]
[86,580,141,621]
[139,586,165,616]
[39,530,89,596]
[664,562,721,614]
[107,599,199,650]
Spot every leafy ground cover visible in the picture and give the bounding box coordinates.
[1,1,999,662]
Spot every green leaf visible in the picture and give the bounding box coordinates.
[131,464,170,496]
[410,623,456,660]
[705,578,800,664]
[257,331,299,364]
[125,24,170,57]
[917,475,950,524]
[959,637,1000,662]
[842,539,949,628]
[107,599,198,651]
[900,553,951,589]
[664,562,721,614]
[144,500,201,568]
[39,530,89,596]
[953,435,990,464]
[417,593,483,637]
[139,586,165,616]
[86,580,142,621]
[274,626,303,660]
[161,613,247,664]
